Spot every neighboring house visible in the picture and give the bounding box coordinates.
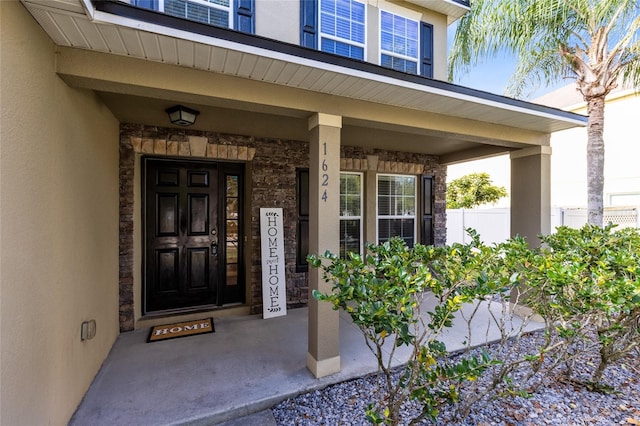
[1,0,585,423]
[538,83,640,208]
[447,83,640,244]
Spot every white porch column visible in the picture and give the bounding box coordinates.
[307,113,341,378]
[510,145,552,246]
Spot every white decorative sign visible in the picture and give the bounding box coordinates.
[260,208,287,319]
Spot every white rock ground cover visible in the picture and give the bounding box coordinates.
[273,331,640,425]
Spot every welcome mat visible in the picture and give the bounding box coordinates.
[147,318,214,343]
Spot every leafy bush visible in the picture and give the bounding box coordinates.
[309,225,640,424]
[515,224,640,385]
[309,236,512,424]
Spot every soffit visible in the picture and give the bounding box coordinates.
[23,0,89,14]
[20,0,586,143]
[402,0,469,24]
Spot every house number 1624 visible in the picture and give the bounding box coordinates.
[321,142,329,202]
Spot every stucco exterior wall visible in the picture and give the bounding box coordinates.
[255,0,300,44]
[253,0,449,81]
[0,2,120,424]
[375,0,449,80]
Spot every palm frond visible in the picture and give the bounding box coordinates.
[449,0,640,97]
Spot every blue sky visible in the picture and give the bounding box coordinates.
[445,25,567,100]
[450,56,568,100]
[443,25,568,190]
[451,56,518,96]
[445,23,514,95]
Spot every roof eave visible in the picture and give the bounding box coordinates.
[21,0,587,134]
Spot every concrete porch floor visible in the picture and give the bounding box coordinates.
[70,296,542,426]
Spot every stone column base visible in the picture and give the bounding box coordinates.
[307,353,341,378]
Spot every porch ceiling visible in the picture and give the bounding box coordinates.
[21,0,586,164]
[97,92,511,159]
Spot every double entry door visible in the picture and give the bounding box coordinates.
[143,158,244,314]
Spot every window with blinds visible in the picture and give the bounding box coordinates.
[164,0,231,27]
[319,0,366,60]
[380,10,419,74]
[339,172,363,257]
[129,0,255,33]
[377,174,416,246]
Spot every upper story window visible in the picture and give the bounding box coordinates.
[130,0,255,33]
[165,0,232,27]
[380,11,419,74]
[132,0,231,26]
[319,0,366,60]
[301,0,433,78]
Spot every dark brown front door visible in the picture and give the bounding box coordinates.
[143,158,244,313]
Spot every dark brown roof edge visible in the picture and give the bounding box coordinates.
[93,1,587,125]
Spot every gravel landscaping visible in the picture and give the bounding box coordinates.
[273,332,640,425]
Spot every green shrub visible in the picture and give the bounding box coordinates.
[518,224,640,385]
[308,235,511,425]
[308,224,640,424]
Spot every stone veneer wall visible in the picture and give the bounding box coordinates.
[340,146,447,246]
[119,124,446,331]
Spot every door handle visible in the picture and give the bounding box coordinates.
[211,228,218,256]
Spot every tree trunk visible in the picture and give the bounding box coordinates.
[586,96,606,227]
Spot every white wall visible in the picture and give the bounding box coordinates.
[548,88,640,207]
[447,207,638,245]
[446,208,511,244]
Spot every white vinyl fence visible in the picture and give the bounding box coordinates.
[447,206,640,244]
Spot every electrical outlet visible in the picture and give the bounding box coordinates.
[81,320,97,341]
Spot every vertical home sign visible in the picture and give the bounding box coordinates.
[260,208,287,319]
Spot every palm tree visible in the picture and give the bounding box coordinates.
[449,0,640,226]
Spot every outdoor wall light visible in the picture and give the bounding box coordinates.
[166,105,200,126]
